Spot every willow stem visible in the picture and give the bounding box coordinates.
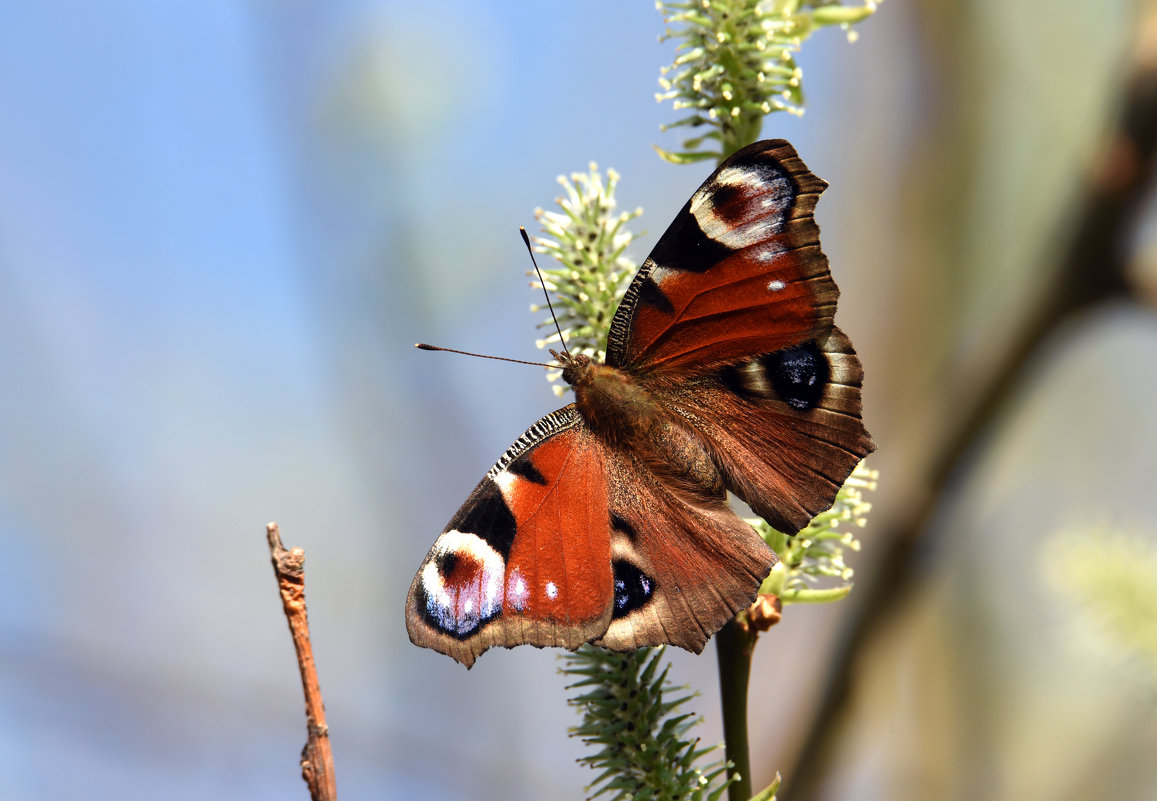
[717,618,758,801]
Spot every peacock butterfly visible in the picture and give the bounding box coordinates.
[407,140,875,667]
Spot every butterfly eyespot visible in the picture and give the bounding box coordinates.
[611,559,656,619]
[419,530,506,638]
[694,162,793,246]
[721,340,830,411]
[766,341,829,411]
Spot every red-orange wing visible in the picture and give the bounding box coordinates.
[406,407,615,668]
[606,139,835,375]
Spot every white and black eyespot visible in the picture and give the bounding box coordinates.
[419,530,506,638]
[688,163,794,250]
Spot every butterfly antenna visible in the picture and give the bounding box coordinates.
[520,227,570,357]
[414,343,554,368]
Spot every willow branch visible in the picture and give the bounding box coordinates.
[267,522,338,801]
[716,618,758,801]
[781,18,1157,801]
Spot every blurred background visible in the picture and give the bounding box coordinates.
[2,1,1156,799]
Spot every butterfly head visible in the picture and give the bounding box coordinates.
[550,350,595,389]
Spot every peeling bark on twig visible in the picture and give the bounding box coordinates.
[267,522,338,801]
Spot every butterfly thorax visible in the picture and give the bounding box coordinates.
[553,350,725,503]
[555,352,654,443]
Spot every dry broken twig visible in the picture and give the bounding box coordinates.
[266,522,338,801]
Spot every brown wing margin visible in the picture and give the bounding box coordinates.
[606,140,837,374]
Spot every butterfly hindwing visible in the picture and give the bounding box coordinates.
[594,447,776,653]
[658,326,873,534]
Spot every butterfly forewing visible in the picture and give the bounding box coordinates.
[607,140,836,374]
[406,408,615,667]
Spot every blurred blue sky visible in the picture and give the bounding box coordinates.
[4,3,855,797]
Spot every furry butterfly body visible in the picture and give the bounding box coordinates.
[407,140,875,667]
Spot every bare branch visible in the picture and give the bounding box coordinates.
[267,522,338,801]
